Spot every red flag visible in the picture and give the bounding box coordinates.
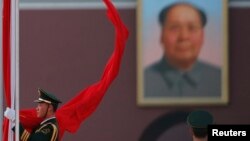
[18,0,129,140]
[2,0,12,140]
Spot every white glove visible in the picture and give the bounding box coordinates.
[4,107,16,122]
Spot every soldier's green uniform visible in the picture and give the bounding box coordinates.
[19,88,62,141]
[20,117,59,141]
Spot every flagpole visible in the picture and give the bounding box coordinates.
[10,0,19,140]
[15,0,20,139]
[10,0,16,139]
[14,0,20,140]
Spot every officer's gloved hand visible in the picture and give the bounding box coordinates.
[4,107,16,122]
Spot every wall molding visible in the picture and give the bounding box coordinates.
[20,2,137,10]
[229,1,250,8]
[19,1,250,10]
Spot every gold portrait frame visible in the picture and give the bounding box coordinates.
[137,0,229,106]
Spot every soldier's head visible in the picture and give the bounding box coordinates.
[187,110,214,139]
[34,88,62,118]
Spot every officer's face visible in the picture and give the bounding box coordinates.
[161,4,204,68]
[36,102,49,118]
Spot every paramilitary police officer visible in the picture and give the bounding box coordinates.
[187,110,214,141]
[5,88,62,141]
[22,88,62,141]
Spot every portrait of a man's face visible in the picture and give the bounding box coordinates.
[160,4,204,70]
[137,0,229,106]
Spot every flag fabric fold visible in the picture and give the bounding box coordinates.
[11,0,129,140]
[2,0,16,140]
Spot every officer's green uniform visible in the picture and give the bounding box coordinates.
[19,88,62,141]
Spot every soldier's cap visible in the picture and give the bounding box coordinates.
[187,110,213,128]
[34,88,62,104]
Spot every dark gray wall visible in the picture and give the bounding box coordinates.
[19,8,250,141]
